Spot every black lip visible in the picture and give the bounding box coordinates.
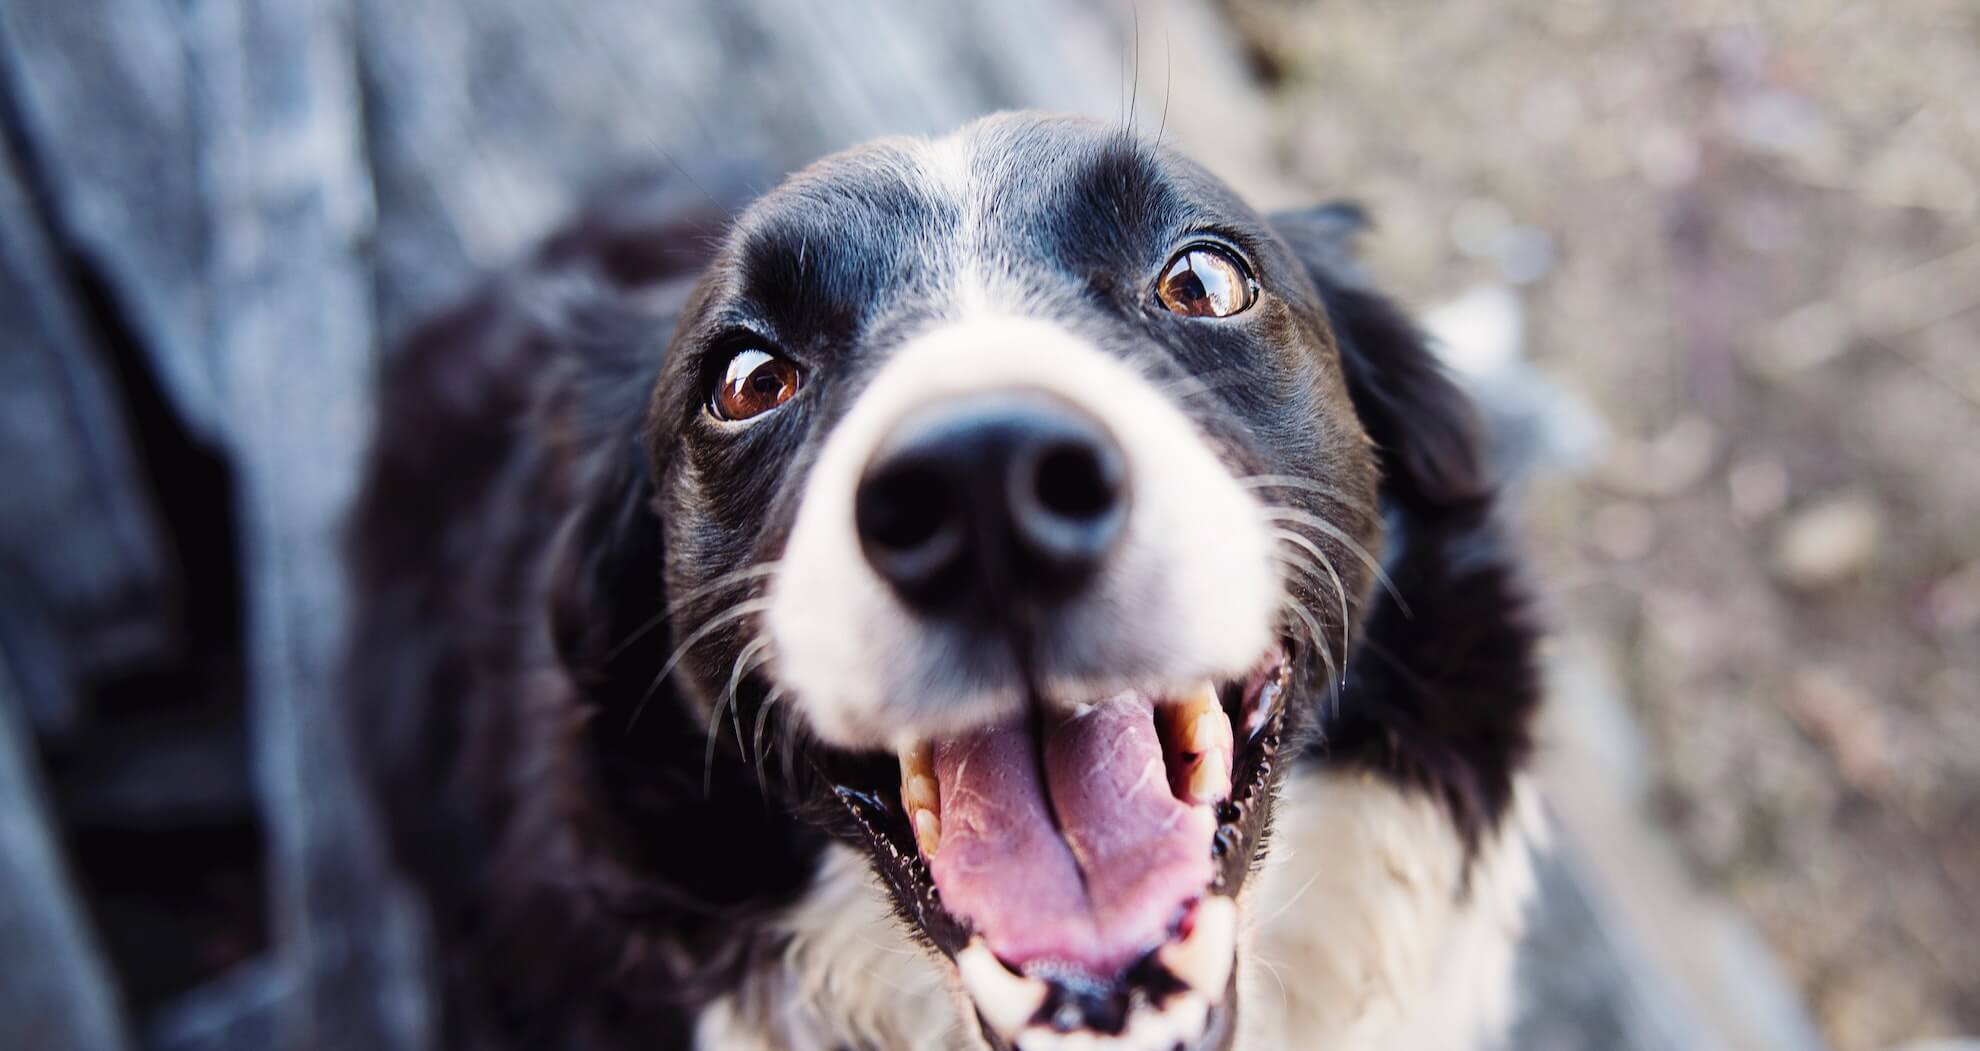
[826,648,1296,1042]
[969,966,1244,1051]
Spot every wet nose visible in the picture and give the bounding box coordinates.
[854,392,1129,615]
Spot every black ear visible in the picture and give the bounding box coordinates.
[535,180,736,700]
[1270,206,1540,856]
[545,440,666,696]
[1270,204,1488,512]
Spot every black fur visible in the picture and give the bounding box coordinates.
[1270,204,1540,853]
[346,120,1540,1048]
[348,186,822,1047]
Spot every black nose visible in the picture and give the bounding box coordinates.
[854,392,1129,614]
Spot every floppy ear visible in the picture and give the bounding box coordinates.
[1270,204,1488,512]
[537,181,738,701]
[545,439,666,697]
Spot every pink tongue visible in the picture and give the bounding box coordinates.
[929,694,1215,979]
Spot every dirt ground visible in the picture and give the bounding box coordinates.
[1221,1,1980,1048]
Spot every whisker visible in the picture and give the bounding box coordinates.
[1261,507,1412,618]
[1128,2,1142,134]
[627,596,775,732]
[1258,869,1327,929]
[1269,543,1348,712]
[752,685,787,798]
[1237,474,1360,509]
[778,718,807,794]
[1270,528,1351,687]
[854,935,927,959]
[1272,556,1346,713]
[1156,13,1173,148]
[702,688,734,798]
[607,562,782,662]
[1281,597,1341,705]
[1251,951,1293,1023]
[724,635,774,752]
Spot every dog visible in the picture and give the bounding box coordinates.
[347,111,1543,1051]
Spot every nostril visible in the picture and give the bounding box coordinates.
[856,392,1129,611]
[1009,425,1128,581]
[1032,441,1120,522]
[856,460,967,599]
[859,465,952,552]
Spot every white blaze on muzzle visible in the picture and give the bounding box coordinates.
[767,313,1279,750]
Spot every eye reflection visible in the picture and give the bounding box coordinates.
[1156,245,1257,319]
[713,348,802,421]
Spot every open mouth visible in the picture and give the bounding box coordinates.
[834,645,1293,1050]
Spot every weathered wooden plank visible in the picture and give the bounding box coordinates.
[0,657,134,1051]
[0,114,175,740]
[1535,637,1833,1051]
[353,0,1178,336]
[146,958,290,1051]
[1514,842,1697,1051]
[0,0,219,443]
[190,0,433,1044]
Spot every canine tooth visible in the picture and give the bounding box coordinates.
[913,809,942,857]
[900,742,941,857]
[1184,749,1229,805]
[957,939,1047,1038]
[1182,678,1219,707]
[1187,707,1232,755]
[902,773,939,815]
[1159,896,1238,1001]
[899,741,934,780]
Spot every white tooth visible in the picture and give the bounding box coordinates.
[902,773,939,815]
[1183,678,1219,709]
[1016,991,1211,1051]
[1127,991,1209,1050]
[1163,681,1223,748]
[957,938,1047,1038]
[1187,707,1232,755]
[900,743,941,857]
[913,808,942,857]
[1159,896,1238,1002]
[899,741,934,780]
[1184,748,1228,805]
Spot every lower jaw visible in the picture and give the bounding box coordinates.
[956,893,1241,1050]
[832,649,1293,1050]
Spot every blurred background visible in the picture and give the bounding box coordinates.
[0,1,1972,1049]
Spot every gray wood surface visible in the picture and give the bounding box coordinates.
[0,659,134,1051]
[0,0,220,445]
[0,128,175,740]
[191,0,434,1045]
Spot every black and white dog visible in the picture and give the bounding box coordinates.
[348,112,1542,1051]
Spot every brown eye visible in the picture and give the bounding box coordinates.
[712,348,802,421]
[1155,244,1257,318]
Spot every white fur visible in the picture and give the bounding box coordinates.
[697,773,1542,1051]
[767,314,1280,751]
[693,846,966,1051]
[1237,771,1543,1051]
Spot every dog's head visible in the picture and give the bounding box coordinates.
[590,113,1479,1050]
